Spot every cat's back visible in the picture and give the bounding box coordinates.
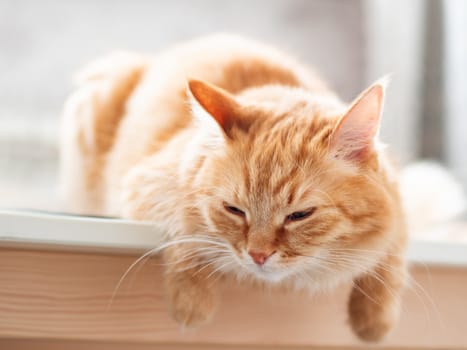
[61,34,331,215]
[108,34,332,167]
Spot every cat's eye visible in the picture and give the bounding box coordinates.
[285,208,316,222]
[223,203,246,217]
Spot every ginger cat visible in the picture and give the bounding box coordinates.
[60,34,407,342]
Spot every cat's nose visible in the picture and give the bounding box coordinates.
[248,250,275,266]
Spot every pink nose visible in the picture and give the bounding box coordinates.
[248,250,275,265]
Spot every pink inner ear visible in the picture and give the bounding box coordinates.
[331,84,384,160]
[188,79,237,135]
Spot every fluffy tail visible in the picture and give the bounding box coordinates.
[400,161,466,238]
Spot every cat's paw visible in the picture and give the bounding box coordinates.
[349,314,392,342]
[348,287,399,342]
[169,285,217,328]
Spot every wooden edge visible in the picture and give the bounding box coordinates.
[1,248,467,349]
[0,338,397,350]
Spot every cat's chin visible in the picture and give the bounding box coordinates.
[242,264,292,283]
[236,261,354,292]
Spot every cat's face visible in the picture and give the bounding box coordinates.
[188,80,397,288]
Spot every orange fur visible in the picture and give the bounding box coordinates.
[60,34,407,342]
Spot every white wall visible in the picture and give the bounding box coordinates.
[364,0,426,163]
[444,0,467,187]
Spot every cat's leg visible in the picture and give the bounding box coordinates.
[348,244,407,342]
[120,156,218,327]
[164,246,219,327]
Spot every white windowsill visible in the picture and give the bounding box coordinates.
[1,209,467,267]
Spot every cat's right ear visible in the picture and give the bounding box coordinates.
[188,79,241,139]
[329,79,387,162]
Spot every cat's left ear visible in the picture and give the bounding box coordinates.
[188,79,241,139]
[330,78,387,161]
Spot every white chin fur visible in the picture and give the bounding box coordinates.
[229,249,369,292]
[247,265,292,283]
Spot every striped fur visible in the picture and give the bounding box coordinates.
[61,34,407,342]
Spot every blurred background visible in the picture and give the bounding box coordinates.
[0,0,466,227]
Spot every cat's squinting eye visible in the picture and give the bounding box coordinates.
[285,207,316,223]
[223,203,246,217]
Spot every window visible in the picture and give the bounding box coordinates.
[2,0,465,238]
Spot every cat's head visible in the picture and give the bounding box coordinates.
[187,79,399,288]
